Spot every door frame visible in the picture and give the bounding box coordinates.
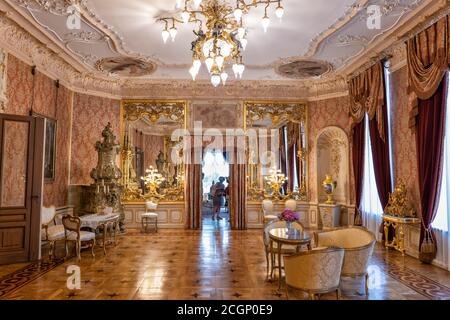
[0,114,44,264]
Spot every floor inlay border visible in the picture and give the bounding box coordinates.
[375,255,450,300]
[0,258,65,299]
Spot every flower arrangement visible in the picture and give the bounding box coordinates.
[278,209,299,222]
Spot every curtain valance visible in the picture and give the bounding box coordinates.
[349,61,385,141]
[408,14,449,127]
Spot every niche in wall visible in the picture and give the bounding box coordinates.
[316,126,349,204]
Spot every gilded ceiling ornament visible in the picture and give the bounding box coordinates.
[245,101,307,128]
[122,100,185,125]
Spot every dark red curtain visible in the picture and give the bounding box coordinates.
[369,104,392,208]
[352,120,366,226]
[416,76,447,261]
[369,67,393,237]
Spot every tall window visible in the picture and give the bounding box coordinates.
[384,62,395,189]
[360,115,383,215]
[432,73,450,232]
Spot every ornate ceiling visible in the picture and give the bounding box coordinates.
[0,0,447,99]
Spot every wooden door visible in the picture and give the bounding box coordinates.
[0,114,44,264]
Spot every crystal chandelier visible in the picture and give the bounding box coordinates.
[158,0,284,87]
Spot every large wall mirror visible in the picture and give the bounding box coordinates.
[121,100,186,202]
[245,101,308,201]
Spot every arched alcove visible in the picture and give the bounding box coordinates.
[316,126,350,204]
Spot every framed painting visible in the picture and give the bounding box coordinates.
[33,112,57,182]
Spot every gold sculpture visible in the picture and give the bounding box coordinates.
[141,166,165,200]
[322,174,337,204]
[245,101,307,128]
[263,168,291,201]
[384,181,416,217]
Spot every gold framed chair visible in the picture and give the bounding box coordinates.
[62,215,96,260]
[284,247,345,300]
[141,201,158,233]
[41,206,65,259]
[314,226,376,296]
[263,220,305,279]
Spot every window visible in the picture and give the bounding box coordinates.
[432,73,450,232]
[360,115,384,215]
[384,62,395,189]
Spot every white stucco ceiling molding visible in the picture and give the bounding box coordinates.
[0,9,348,100]
[341,0,446,79]
[6,0,375,72]
[0,11,123,98]
[304,0,369,57]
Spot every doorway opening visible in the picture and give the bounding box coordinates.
[202,149,230,228]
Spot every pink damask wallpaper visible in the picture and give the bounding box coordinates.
[308,96,354,204]
[6,54,72,207]
[143,134,165,170]
[70,93,120,185]
[6,54,33,116]
[389,66,420,214]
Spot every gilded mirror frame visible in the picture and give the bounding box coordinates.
[244,100,308,201]
[120,99,187,202]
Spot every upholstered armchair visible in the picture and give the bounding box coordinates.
[285,199,297,211]
[314,226,376,295]
[41,206,65,259]
[262,199,277,224]
[141,201,158,232]
[62,215,96,260]
[263,220,305,278]
[284,247,345,300]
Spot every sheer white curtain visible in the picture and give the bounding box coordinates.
[361,115,384,241]
[432,73,450,270]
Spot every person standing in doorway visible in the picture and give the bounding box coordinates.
[212,177,226,220]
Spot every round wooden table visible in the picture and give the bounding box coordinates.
[269,227,312,290]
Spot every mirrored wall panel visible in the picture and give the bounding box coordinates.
[121,100,186,202]
[245,101,308,201]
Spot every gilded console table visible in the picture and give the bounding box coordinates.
[383,214,420,256]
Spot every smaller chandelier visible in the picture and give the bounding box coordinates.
[141,166,165,196]
[158,0,284,87]
[265,167,288,198]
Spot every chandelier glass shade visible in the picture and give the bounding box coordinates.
[158,0,284,86]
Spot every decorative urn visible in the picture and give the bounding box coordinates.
[322,174,337,204]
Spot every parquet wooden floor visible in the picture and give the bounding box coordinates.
[1,219,450,300]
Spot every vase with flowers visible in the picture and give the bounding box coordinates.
[278,209,299,233]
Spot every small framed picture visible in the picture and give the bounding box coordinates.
[33,112,57,182]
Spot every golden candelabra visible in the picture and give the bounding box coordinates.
[264,168,288,200]
[141,166,165,200]
[158,0,284,86]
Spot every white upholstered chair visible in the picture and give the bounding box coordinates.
[41,206,65,259]
[262,199,277,223]
[62,215,96,260]
[141,201,158,232]
[314,226,376,295]
[284,199,297,211]
[263,220,305,278]
[284,247,345,300]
